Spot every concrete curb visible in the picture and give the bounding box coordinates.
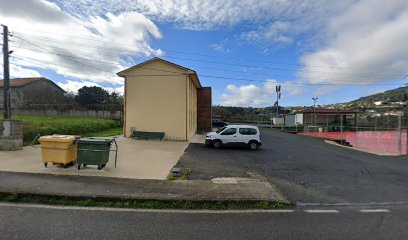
[0,171,290,205]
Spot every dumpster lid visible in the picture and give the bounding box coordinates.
[77,137,114,144]
[38,135,79,142]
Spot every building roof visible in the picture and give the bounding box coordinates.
[0,77,66,93]
[299,108,358,114]
[117,57,202,88]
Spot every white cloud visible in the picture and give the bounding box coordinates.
[0,0,70,23]
[0,0,162,89]
[9,64,42,78]
[220,79,304,106]
[237,1,356,45]
[0,56,42,77]
[367,89,385,96]
[55,0,355,32]
[210,39,232,53]
[57,80,124,94]
[57,80,103,93]
[220,84,266,106]
[240,21,295,45]
[298,0,408,87]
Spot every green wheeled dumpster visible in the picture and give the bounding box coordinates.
[76,137,118,170]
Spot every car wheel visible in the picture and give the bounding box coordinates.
[249,141,258,150]
[212,140,222,149]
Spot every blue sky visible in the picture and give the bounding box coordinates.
[1,0,408,107]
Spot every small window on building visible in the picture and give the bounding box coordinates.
[221,128,237,135]
[239,128,257,135]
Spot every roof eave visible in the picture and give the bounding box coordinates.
[187,71,202,88]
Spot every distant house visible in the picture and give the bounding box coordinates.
[0,77,67,109]
[285,108,358,127]
[117,57,212,141]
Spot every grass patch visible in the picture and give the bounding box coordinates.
[83,127,123,138]
[0,115,121,145]
[0,192,292,210]
[167,168,192,180]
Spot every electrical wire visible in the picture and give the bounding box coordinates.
[10,35,407,87]
[10,43,405,81]
[12,32,408,73]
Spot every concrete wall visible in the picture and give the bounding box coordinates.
[0,120,23,151]
[7,109,122,119]
[123,60,191,140]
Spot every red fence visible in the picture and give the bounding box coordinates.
[299,130,406,155]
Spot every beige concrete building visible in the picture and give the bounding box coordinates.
[117,57,211,141]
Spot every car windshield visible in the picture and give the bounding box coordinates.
[216,127,227,133]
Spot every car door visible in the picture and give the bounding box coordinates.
[219,127,238,145]
[238,128,251,145]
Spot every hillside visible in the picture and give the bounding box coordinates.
[349,86,408,104]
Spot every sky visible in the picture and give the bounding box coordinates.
[1,0,408,107]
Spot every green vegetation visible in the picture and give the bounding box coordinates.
[350,86,407,104]
[1,115,121,144]
[0,192,292,210]
[167,168,192,180]
[74,86,123,107]
[212,105,289,123]
[83,127,123,138]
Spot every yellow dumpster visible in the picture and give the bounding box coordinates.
[38,135,79,168]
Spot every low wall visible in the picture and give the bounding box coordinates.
[9,109,122,119]
[0,120,23,151]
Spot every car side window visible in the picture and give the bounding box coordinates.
[239,128,249,135]
[221,128,237,135]
[239,128,257,135]
[249,128,257,135]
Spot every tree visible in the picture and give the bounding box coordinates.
[108,91,124,105]
[63,91,77,104]
[74,86,109,106]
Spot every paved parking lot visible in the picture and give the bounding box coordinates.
[177,128,408,204]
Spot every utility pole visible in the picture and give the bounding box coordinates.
[312,97,318,126]
[2,25,11,119]
[276,84,281,117]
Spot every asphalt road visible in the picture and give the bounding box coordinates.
[178,129,408,204]
[2,203,408,240]
[3,129,408,239]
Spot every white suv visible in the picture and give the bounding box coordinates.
[205,125,262,150]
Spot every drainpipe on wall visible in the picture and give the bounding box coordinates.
[185,75,188,141]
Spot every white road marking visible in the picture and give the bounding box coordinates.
[304,209,339,213]
[359,209,390,213]
[298,202,408,207]
[0,203,396,214]
[0,202,295,214]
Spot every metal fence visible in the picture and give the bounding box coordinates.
[298,113,406,155]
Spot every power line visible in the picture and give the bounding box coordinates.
[12,45,395,82]
[10,55,119,78]
[11,45,126,66]
[13,35,114,74]
[10,42,405,80]
[11,52,407,87]
[164,55,406,79]
[12,32,407,73]
[9,36,407,87]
